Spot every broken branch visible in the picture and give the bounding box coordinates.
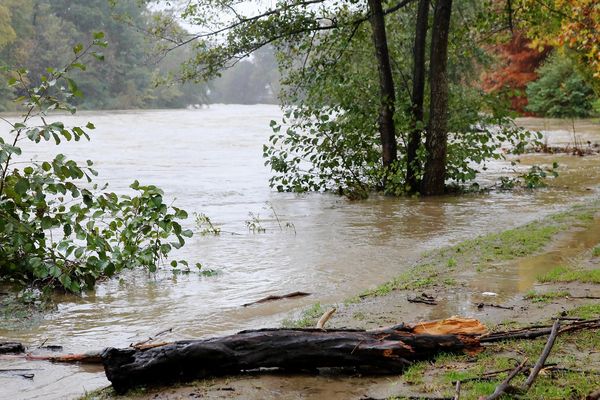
[242,291,311,307]
[522,319,560,390]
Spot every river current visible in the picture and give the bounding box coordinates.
[0,105,599,399]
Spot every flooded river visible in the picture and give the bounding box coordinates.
[0,106,599,399]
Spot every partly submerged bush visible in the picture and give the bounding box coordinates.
[0,34,194,293]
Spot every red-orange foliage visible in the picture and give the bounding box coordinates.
[481,32,550,114]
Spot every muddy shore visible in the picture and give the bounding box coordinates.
[81,201,600,400]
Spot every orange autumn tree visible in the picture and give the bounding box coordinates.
[515,0,600,93]
[482,31,550,114]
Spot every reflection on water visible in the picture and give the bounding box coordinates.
[0,106,599,399]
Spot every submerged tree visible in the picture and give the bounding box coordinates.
[138,0,541,196]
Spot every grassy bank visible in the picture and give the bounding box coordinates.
[82,201,600,399]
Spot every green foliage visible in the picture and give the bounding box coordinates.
[537,266,600,284]
[499,162,560,189]
[0,0,208,111]
[526,52,596,118]
[194,212,221,236]
[523,290,570,303]
[281,303,324,328]
[0,38,193,293]
[262,3,540,197]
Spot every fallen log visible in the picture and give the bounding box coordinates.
[102,317,486,394]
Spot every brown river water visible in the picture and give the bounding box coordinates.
[0,106,599,399]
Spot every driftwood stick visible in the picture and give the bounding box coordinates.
[522,319,560,390]
[475,302,513,310]
[453,380,461,400]
[408,295,437,305]
[316,308,336,329]
[242,291,311,307]
[483,358,528,400]
[480,318,599,343]
[25,351,103,364]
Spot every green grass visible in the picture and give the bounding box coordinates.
[568,303,600,319]
[454,224,560,261]
[537,266,600,284]
[358,204,598,300]
[281,302,324,328]
[523,290,570,303]
[423,324,600,400]
[592,246,600,257]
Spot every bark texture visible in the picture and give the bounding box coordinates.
[368,0,398,171]
[421,0,452,195]
[406,0,430,193]
[102,325,480,394]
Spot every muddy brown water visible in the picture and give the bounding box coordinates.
[0,107,599,399]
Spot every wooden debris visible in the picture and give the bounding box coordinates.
[102,317,485,394]
[242,291,311,307]
[409,317,488,336]
[408,293,438,305]
[475,302,513,310]
[0,368,36,379]
[482,358,528,400]
[316,308,336,329]
[131,327,173,349]
[0,342,25,354]
[480,318,600,343]
[453,380,461,400]
[522,319,560,390]
[25,351,102,364]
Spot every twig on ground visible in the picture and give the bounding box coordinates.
[522,319,560,390]
[475,302,514,310]
[482,358,528,400]
[408,293,437,305]
[316,308,336,329]
[453,380,461,400]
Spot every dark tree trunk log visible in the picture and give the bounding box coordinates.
[421,0,452,195]
[368,0,398,173]
[406,0,430,193]
[102,326,480,394]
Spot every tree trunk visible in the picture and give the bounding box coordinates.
[421,0,452,196]
[368,0,398,173]
[406,0,430,193]
[102,324,482,394]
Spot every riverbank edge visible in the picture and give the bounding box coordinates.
[80,199,600,400]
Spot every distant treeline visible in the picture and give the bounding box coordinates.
[0,0,280,110]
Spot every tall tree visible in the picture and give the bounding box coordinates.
[406,0,429,192]
[368,0,398,171]
[421,0,452,195]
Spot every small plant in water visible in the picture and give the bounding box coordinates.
[194,212,221,236]
[245,212,266,233]
[498,162,559,190]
